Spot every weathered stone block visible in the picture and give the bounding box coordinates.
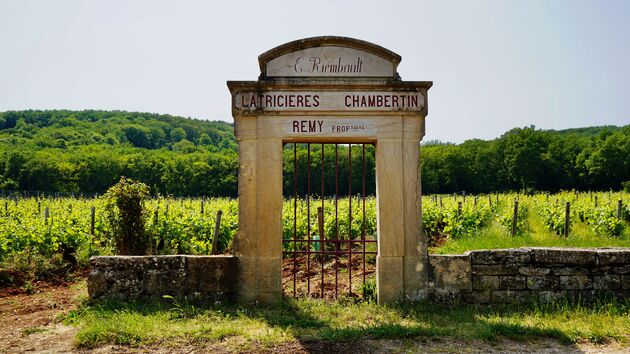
[570,290,598,303]
[469,249,530,265]
[153,255,187,271]
[551,267,590,276]
[377,256,405,304]
[527,276,560,291]
[537,291,567,303]
[157,269,187,296]
[590,266,611,275]
[236,256,263,303]
[469,290,491,304]
[593,275,621,290]
[499,276,527,290]
[611,265,630,275]
[255,257,283,296]
[597,249,630,265]
[186,256,237,295]
[472,264,519,276]
[87,268,107,298]
[622,275,630,290]
[430,289,467,303]
[519,267,550,276]
[491,290,532,304]
[559,275,592,290]
[143,270,159,296]
[89,255,238,301]
[429,255,471,292]
[472,275,499,290]
[90,256,117,268]
[530,248,597,265]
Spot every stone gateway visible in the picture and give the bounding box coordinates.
[227,36,432,304]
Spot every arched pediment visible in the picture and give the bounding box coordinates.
[258,36,401,79]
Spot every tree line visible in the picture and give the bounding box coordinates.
[0,110,628,196]
[0,110,238,196]
[421,125,630,194]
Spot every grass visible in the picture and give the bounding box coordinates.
[432,207,630,254]
[66,297,630,349]
[21,326,48,335]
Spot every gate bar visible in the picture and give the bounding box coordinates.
[334,144,339,298]
[307,143,311,295]
[293,143,298,297]
[320,143,325,298]
[348,144,352,295]
[362,144,366,285]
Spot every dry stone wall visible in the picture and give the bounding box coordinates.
[88,255,237,301]
[429,248,630,304]
[87,248,630,304]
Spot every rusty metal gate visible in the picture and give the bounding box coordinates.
[282,143,376,299]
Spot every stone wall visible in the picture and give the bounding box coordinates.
[88,248,630,304]
[429,247,630,304]
[88,255,237,301]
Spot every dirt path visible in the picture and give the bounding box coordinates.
[0,281,83,353]
[0,281,628,353]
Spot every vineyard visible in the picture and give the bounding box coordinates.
[0,191,629,286]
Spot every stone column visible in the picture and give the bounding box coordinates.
[375,138,405,303]
[402,116,428,300]
[233,116,283,304]
[253,137,283,303]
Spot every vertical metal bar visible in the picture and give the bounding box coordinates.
[317,206,324,297]
[334,144,339,298]
[564,201,570,237]
[348,144,352,295]
[90,206,95,236]
[293,143,298,297]
[511,200,518,236]
[307,143,311,295]
[211,210,223,254]
[361,144,366,286]
[320,143,325,298]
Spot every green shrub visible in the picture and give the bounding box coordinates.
[104,177,151,255]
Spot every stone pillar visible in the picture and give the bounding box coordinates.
[375,116,427,304]
[375,138,405,303]
[233,116,283,304]
[402,116,428,300]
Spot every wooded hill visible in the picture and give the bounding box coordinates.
[0,110,628,196]
[421,124,630,194]
[0,110,238,196]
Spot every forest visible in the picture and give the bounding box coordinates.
[0,110,628,196]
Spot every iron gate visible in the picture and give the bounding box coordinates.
[282,143,377,299]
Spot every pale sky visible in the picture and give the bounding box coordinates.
[1,0,628,143]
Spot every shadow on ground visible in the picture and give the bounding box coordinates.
[67,294,612,353]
